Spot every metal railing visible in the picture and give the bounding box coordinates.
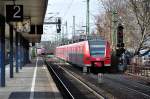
[127,66,150,77]
[126,57,150,78]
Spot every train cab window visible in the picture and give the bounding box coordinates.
[81,46,84,53]
[89,40,106,57]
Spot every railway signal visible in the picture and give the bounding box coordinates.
[57,18,61,33]
[44,17,62,33]
[116,48,125,57]
[116,23,125,57]
[117,23,124,47]
[116,23,126,71]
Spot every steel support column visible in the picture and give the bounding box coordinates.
[15,32,19,73]
[21,40,25,66]
[26,43,30,63]
[24,47,26,64]
[24,40,29,64]
[23,46,25,65]
[24,40,27,64]
[19,34,22,69]
[21,41,24,67]
[21,38,25,66]
[9,25,13,78]
[24,44,27,64]
[0,15,5,87]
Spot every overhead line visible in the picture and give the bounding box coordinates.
[63,0,75,18]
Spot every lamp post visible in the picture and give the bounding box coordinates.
[112,10,118,50]
[86,0,90,40]
[72,16,75,43]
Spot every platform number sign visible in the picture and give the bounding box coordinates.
[6,5,23,22]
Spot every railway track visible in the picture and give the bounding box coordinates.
[45,61,74,99]
[103,74,150,96]
[45,58,105,99]
[45,57,150,99]
[100,74,150,99]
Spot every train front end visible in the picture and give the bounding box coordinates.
[88,40,111,73]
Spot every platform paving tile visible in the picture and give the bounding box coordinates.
[0,57,63,99]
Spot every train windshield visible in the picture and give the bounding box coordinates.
[89,40,105,57]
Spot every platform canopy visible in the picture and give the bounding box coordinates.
[0,0,48,43]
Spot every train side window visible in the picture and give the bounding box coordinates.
[81,46,83,53]
[76,46,78,53]
[74,47,75,52]
[77,47,79,53]
[82,45,84,53]
[79,46,81,53]
[73,47,74,53]
[74,47,75,53]
[79,47,80,53]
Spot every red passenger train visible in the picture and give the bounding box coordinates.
[55,39,111,73]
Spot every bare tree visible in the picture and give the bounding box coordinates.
[95,15,104,38]
[96,0,150,54]
[98,0,131,46]
[129,0,150,55]
[95,14,112,41]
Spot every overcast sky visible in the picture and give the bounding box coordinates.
[41,0,104,41]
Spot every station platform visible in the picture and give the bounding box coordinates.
[0,57,62,99]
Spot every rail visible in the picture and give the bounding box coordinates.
[45,58,105,99]
[45,61,75,99]
[55,64,105,99]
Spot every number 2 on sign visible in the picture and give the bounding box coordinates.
[13,6,21,18]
